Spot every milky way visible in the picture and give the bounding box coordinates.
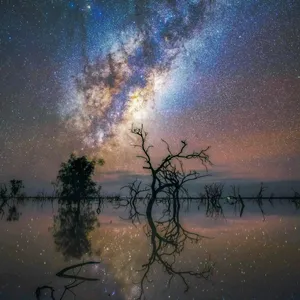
[1,0,300,192]
[60,0,217,148]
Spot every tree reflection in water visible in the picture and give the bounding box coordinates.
[35,261,101,300]
[118,181,214,300]
[35,201,102,299]
[51,202,99,260]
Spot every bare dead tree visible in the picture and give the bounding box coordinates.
[0,180,24,221]
[201,183,225,218]
[130,124,211,211]
[254,182,266,220]
[291,189,300,210]
[126,125,214,299]
[116,179,149,225]
[252,183,274,221]
[224,183,275,219]
[226,185,246,217]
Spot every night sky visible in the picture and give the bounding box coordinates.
[1,0,300,194]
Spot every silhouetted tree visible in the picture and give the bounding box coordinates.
[115,179,148,225]
[55,153,104,202]
[118,125,214,299]
[201,183,225,218]
[292,189,300,209]
[9,179,25,197]
[130,124,211,213]
[0,179,24,221]
[226,185,246,217]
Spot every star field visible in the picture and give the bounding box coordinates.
[1,0,300,193]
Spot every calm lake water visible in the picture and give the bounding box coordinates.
[0,200,299,300]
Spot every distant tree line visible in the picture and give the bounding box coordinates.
[1,125,299,221]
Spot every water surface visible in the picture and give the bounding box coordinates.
[0,200,299,299]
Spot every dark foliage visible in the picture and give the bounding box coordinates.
[0,179,25,221]
[55,153,104,202]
